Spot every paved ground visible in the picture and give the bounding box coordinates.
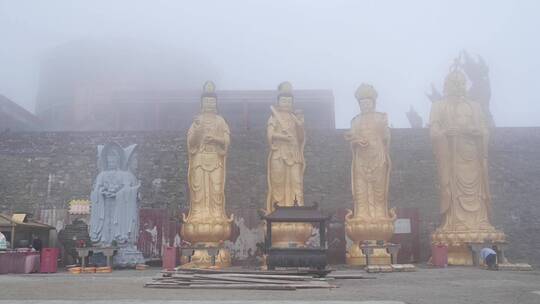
[0,266,539,304]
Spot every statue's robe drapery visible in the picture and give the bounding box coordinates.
[266,110,305,211]
[350,112,391,219]
[90,170,140,246]
[430,98,493,231]
[187,113,230,222]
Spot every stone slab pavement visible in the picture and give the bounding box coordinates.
[0,302,406,304]
[0,266,539,304]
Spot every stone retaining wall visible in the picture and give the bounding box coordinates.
[0,128,538,265]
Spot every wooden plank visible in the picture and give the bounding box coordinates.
[169,274,202,280]
[150,268,337,290]
[145,282,190,286]
[151,279,242,285]
[207,273,316,281]
[327,274,377,279]
[171,267,330,277]
[145,283,297,290]
[145,282,335,290]
[293,284,337,289]
[193,274,305,285]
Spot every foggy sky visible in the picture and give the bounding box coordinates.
[1,0,539,128]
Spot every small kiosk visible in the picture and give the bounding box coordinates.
[0,213,55,274]
[0,213,54,249]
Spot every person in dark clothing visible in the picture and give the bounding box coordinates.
[31,235,43,252]
[480,246,498,270]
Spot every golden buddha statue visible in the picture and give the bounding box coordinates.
[181,81,234,267]
[430,68,505,265]
[266,81,312,247]
[345,84,396,265]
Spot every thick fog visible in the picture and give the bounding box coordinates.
[1,0,539,128]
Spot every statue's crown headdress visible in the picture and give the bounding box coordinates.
[278,81,293,98]
[202,80,217,98]
[97,142,126,171]
[355,83,378,101]
[443,63,467,97]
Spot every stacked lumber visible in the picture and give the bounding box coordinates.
[82,266,96,273]
[327,272,376,280]
[365,264,416,273]
[145,268,337,290]
[96,266,112,273]
[497,263,533,271]
[391,264,416,272]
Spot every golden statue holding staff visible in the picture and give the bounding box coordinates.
[266,82,312,247]
[430,67,505,265]
[345,84,396,265]
[181,81,234,267]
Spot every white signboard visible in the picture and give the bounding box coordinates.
[394,218,412,234]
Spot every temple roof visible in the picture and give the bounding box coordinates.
[0,95,43,131]
[0,213,55,230]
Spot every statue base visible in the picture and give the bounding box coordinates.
[345,213,396,266]
[180,247,231,268]
[447,244,473,266]
[346,243,367,266]
[270,222,313,248]
[180,215,234,268]
[346,242,391,266]
[432,227,506,266]
[113,246,145,268]
[345,210,396,243]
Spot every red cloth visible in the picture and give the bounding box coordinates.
[0,253,11,274]
[431,244,448,267]
[162,246,178,271]
[0,252,40,274]
[40,248,59,273]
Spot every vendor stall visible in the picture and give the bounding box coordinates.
[0,213,55,249]
[0,213,55,274]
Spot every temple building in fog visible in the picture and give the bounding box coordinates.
[36,88,334,131]
[33,40,335,131]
